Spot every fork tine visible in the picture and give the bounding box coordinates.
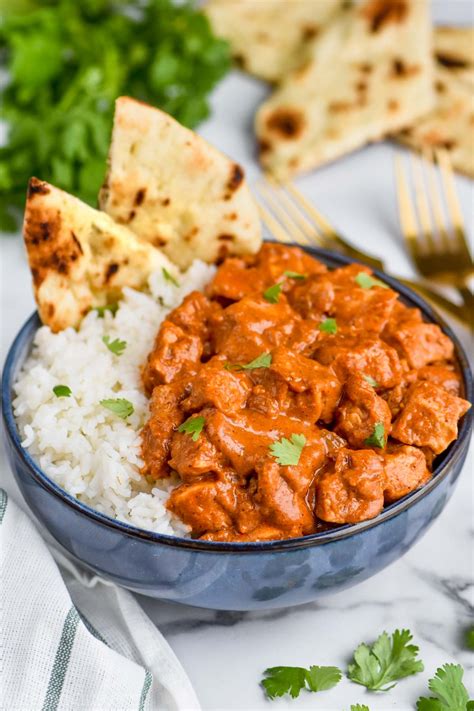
[256,182,309,246]
[394,154,421,262]
[422,148,451,251]
[435,148,473,264]
[285,183,340,242]
[411,153,435,251]
[256,203,290,244]
[266,178,321,246]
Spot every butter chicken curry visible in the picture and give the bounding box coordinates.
[141,244,470,542]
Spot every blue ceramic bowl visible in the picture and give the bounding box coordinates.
[2,248,472,611]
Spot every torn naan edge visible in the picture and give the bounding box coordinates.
[205,0,346,83]
[393,27,474,178]
[434,26,474,88]
[23,178,177,332]
[255,0,434,180]
[99,97,261,269]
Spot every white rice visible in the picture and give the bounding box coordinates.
[13,260,216,537]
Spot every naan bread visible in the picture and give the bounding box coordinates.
[205,0,345,83]
[255,0,434,179]
[99,97,261,269]
[23,178,176,332]
[434,26,474,88]
[394,27,474,178]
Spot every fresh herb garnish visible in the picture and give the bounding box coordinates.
[102,335,127,356]
[284,271,307,280]
[162,267,179,287]
[355,272,388,290]
[466,627,474,651]
[100,398,134,419]
[0,0,231,227]
[348,629,424,691]
[319,318,338,334]
[269,434,306,466]
[53,385,72,398]
[351,705,370,711]
[364,422,386,449]
[95,303,119,318]
[416,664,473,710]
[263,283,283,304]
[177,415,205,442]
[262,665,341,700]
[225,353,272,371]
[363,375,379,388]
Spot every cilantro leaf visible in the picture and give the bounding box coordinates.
[284,271,307,280]
[319,318,338,334]
[306,666,342,692]
[162,267,179,287]
[100,398,134,419]
[261,665,342,700]
[363,375,379,387]
[262,667,308,700]
[364,423,386,449]
[53,385,72,398]
[465,627,474,651]
[225,353,272,371]
[263,283,283,304]
[348,629,424,691]
[102,335,127,356]
[177,415,205,442]
[95,303,119,318]
[351,706,370,711]
[355,272,389,290]
[269,434,306,466]
[416,664,472,711]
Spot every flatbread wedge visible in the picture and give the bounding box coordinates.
[205,0,345,83]
[99,97,261,269]
[255,0,434,179]
[394,27,474,178]
[433,26,474,88]
[23,178,177,332]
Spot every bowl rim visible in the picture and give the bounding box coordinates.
[2,246,473,553]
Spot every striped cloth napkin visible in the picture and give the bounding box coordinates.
[0,489,200,711]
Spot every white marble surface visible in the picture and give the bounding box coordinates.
[1,2,473,709]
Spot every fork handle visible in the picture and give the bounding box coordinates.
[459,286,474,327]
[398,278,472,329]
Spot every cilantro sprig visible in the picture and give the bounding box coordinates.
[262,665,341,700]
[177,415,205,442]
[416,664,473,710]
[351,706,370,711]
[348,629,424,691]
[225,352,272,371]
[0,0,231,227]
[102,335,127,356]
[95,303,119,318]
[53,385,72,398]
[100,398,134,419]
[319,317,338,334]
[355,272,389,290]
[364,422,386,449]
[284,270,307,280]
[269,434,306,466]
[162,267,179,287]
[363,375,379,388]
[263,283,283,304]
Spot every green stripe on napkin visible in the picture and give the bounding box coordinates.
[0,489,8,524]
[42,606,80,711]
[139,670,153,711]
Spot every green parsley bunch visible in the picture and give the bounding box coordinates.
[0,0,230,230]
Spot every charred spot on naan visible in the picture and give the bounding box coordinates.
[265,108,306,139]
[361,0,409,34]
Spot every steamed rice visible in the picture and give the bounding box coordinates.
[13,260,216,536]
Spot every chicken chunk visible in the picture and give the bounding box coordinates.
[315,336,403,388]
[169,430,223,480]
[142,320,202,392]
[335,376,392,448]
[181,356,251,414]
[391,381,471,454]
[315,448,385,524]
[141,379,187,479]
[383,445,431,503]
[416,365,462,396]
[255,460,315,536]
[288,275,335,319]
[387,323,454,369]
[167,479,234,536]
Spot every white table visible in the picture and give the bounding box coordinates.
[1,2,472,709]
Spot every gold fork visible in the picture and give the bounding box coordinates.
[395,148,473,323]
[254,180,470,326]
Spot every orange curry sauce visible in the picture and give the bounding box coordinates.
[140,244,470,542]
